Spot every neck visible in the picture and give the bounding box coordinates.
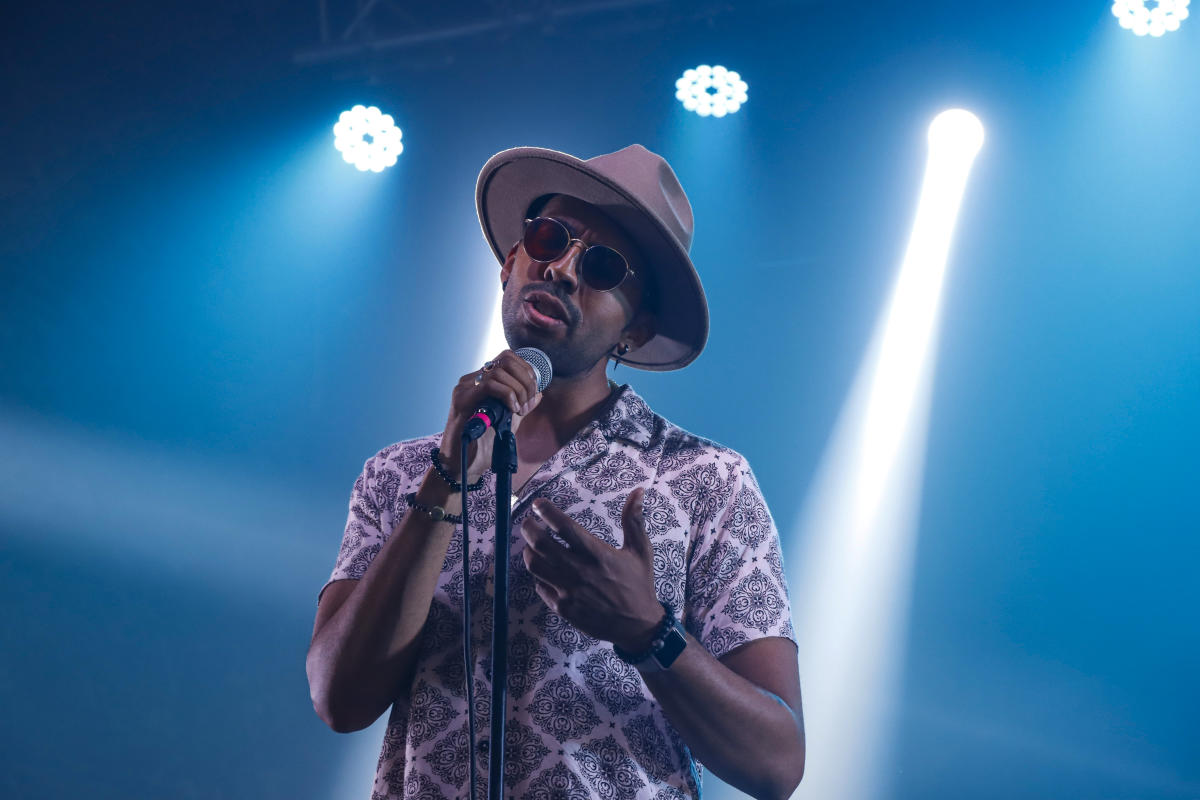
[518,359,618,452]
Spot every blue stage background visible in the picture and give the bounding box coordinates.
[2,1,1197,797]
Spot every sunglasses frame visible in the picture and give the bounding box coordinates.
[521,217,637,293]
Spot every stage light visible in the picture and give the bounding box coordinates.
[674,65,748,118]
[1112,0,1190,36]
[332,105,404,172]
[789,109,984,800]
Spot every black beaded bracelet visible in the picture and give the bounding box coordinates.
[430,446,488,492]
[612,601,676,664]
[404,491,463,525]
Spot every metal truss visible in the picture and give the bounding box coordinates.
[293,0,779,70]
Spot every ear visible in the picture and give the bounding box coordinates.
[500,241,520,288]
[622,308,656,349]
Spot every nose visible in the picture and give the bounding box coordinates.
[540,240,585,293]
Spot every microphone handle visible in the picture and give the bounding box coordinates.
[462,396,509,442]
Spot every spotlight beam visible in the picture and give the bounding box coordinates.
[789,110,984,800]
[479,287,509,368]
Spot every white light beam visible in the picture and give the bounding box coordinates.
[790,109,984,800]
[478,287,509,368]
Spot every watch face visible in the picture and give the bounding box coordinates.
[653,620,688,669]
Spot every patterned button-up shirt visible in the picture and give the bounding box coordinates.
[324,383,795,800]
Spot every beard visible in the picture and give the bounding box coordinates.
[501,292,617,380]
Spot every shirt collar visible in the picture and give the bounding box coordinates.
[515,382,659,507]
[592,383,656,449]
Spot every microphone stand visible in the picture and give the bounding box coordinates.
[488,417,517,800]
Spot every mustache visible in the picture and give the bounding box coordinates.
[520,282,580,327]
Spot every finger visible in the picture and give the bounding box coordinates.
[531,500,600,556]
[494,371,532,417]
[523,545,575,588]
[525,546,576,585]
[620,487,651,555]
[516,390,543,419]
[520,515,573,567]
[498,363,542,414]
[483,369,528,414]
[532,578,564,615]
[498,349,540,395]
[496,350,540,402]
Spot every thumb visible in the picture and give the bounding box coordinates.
[620,487,651,555]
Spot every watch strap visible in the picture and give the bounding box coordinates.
[613,602,688,672]
[643,616,688,672]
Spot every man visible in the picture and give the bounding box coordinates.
[307,145,805,800]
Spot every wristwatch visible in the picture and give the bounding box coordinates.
[613,603,688,672]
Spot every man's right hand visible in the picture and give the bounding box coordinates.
[438,349,543,484]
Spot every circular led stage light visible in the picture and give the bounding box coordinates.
[675,65,748,118]
[333,105,404,172]
[1112,0,1189,36]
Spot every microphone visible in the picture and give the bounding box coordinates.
[462,347,553,442]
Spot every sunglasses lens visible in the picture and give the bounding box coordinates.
[523,217,569,261]
[581,246,628,291]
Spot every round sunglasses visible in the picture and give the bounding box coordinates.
[521,217,636,292]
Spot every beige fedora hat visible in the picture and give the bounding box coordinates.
[476,144,709,371]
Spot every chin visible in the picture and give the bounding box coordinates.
[502,310,563,349]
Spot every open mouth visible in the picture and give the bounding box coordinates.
[523,293,569,328]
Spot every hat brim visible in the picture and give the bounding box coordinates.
[476,147,708,371]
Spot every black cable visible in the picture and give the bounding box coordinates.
[461,435,477,800]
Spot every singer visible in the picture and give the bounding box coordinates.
[307,145,805,800]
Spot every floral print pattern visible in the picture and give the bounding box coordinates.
[324,385,793,798]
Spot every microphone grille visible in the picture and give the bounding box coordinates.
[515,347,553,393]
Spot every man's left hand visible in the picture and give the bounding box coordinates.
[519,486,664,652]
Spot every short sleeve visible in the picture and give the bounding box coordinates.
[319,454,389,604]
[685,457,795,659]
